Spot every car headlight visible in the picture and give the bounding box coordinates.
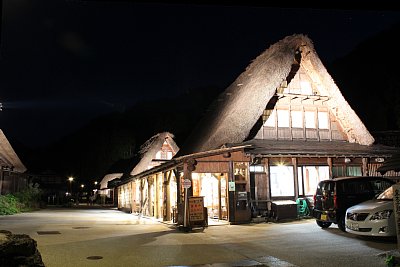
[370,210,393,220]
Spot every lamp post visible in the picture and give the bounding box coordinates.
[68,176,74,196]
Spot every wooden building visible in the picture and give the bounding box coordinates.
[115,34,399,224]
[116,132,179,217]
[0,129,27,195]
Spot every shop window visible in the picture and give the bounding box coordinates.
[270,165,294,197]
[332,166,345,178]
[346,166,362,176]
[298,166,329,196]
[332,166,362,177]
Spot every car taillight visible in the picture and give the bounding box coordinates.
[333,193,337,208]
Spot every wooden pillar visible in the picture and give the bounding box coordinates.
[362,158,369,176]
[218,175,222,220]
[327,157,333,179]
[163,171,172,221]
[292,158,299,200]
[264,158,270,204]
[130,181,134,213]
[0,168,4,195]
[147,176,154,216]
[228,160,235,222]
[174,169,182,204]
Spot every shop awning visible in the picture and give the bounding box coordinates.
[227,139,399,158]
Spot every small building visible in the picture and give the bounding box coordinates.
[0,129,27,194]
[97,172,123,205]
[116,132,179,217]
[115,34,399,224]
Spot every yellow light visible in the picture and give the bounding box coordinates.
[94,181,98,185]
[68,177,74,182]
[81,184,84,188]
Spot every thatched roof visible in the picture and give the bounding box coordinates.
[130,132,179,176]
[0,129,26,173]
[99,173,123,189]
[180,34,374,155]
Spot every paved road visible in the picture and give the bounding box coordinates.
[0,207,397,267]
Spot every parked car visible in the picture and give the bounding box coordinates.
[345,184,397,237]
[312,176,395,232]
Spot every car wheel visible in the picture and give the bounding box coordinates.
[316,220,332,228]
[337,216,346,232]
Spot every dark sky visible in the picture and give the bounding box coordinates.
[1,1,399,148]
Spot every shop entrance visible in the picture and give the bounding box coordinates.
[192,173,228,221]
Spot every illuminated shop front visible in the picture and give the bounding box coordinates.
[191,172,228,220]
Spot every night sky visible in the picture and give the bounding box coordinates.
[1,1,399,148]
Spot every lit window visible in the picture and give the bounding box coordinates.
[305,111,316,128]
[250,165,264,173]
[270,165,294,197]
[264,109,276,127]
[300,166,329,196]
[277,110,290,127]
[300,81,313,95]
[167,151,173,159]
[155,151,162,159]
[291,111,303,128]
[318,112,329,129]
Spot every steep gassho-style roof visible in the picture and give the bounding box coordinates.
[0,129,26,173]
[99,173,123,190]
[180,34,374,155]
[130,132,179,176]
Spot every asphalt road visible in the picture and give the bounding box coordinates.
[0,207,397,267]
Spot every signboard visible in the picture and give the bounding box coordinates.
[229,181,236,191]
[393,184,400,249]
[237,191,247,200]
[189,196,204,221]
[182,179,192,189]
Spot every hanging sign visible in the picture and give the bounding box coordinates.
[182,179,192,189]
[229,181,236,191]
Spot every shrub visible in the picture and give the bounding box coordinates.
[0,194,20,215]
[14,183,43,211]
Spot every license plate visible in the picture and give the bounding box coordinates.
[320,214,327,221]
[349,223,359,231]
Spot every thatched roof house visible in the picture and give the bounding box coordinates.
[130,132,179,176]
[180,34,374,155]
[0,129,26,173]
[99,173,123,190]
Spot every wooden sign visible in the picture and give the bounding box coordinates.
[189,196,204,222]
[392,184,400,249]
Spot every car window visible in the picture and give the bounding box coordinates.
[317,181,333,194]
[341,180,371,194]
[369,180,393,193]
[377,186,393,200]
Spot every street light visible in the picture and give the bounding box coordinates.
[68,177,74,196]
